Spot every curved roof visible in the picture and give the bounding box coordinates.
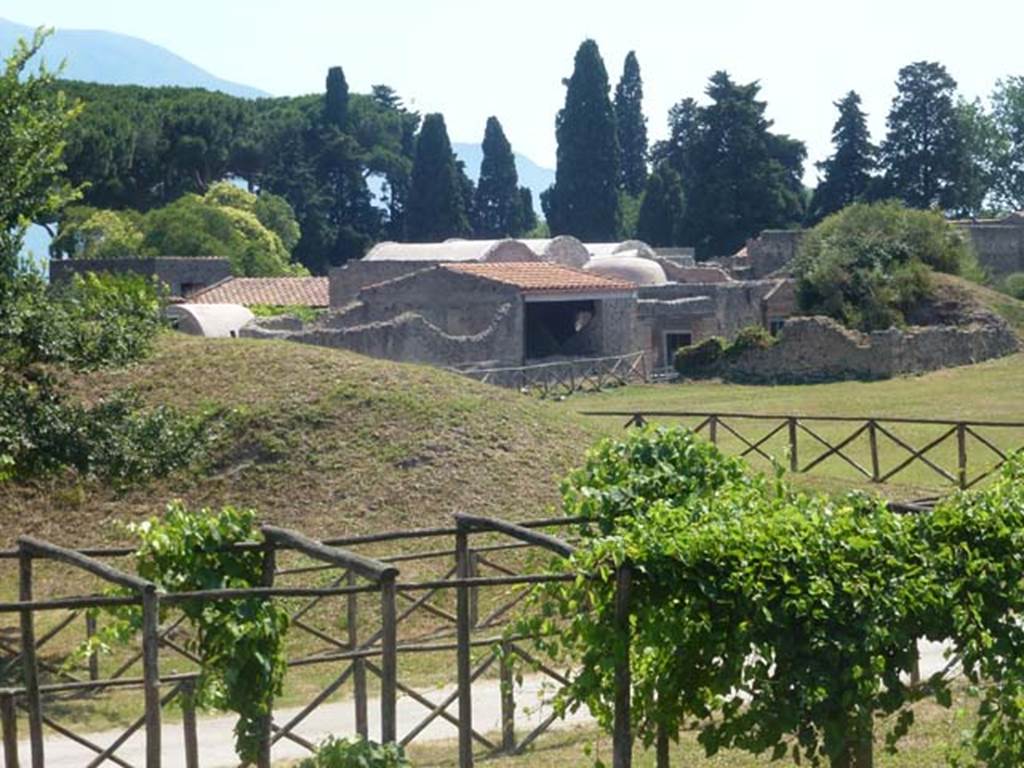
[165,303,255,338]
[583,252,668,286]
[516,236,590,268]
[364,239,537,263]
[585,240,658,260]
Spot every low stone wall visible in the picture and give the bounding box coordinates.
[718,315,1019,383]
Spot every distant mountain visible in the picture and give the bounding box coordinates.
[452,142,554,215]
[0,17,267,98]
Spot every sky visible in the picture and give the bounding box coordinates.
[3,0,1023,185]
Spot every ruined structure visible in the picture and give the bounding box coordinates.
[50,256,232,298]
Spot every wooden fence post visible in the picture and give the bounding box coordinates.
[379,573,398,745]
[85,611,100,681]
[455,524,474,768]
[709,415,718,445]
[613,563,633,768]
[256,541,276,768]
[499,640,515,753]
[347,570,368,739]
[181,680,199,768]
[788,417,799,473]
[141,586,162,768]
[468,549,480,628]
[1,690,18,768]
[868,420,880,483]
[957,422,968,489]
[18,548,43,768]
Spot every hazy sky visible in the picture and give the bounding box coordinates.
[3,0,1023,183]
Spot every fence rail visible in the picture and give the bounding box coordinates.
[455,351,648,396]
[582,410,1024,491]
[0,515,585,768]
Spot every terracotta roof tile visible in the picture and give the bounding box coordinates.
[442,262,635,294]
[189,277,328,307]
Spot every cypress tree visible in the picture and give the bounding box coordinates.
[808,91,876,223]
[880,61,963,210]
[636,163,685,247]
[406,113,470,242]
[324,66,349,130]
[547,39,621,241]
[518,187,537,233]
[615,51,648,196]
[472,116,521,237]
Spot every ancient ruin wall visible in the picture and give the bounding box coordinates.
[721,316,1019,383]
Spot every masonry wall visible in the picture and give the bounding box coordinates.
[329,261,437,308]
[635,296,718,368]
[961,224,1024,278]
[640,281,781,337]
[49,257,232,296]
[721,315,1019,382]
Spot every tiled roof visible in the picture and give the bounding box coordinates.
[189,277,329,307]
[442,262,635,294]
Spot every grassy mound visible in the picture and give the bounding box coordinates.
[0,335,603,546]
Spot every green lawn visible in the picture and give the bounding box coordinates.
[567,352,1024,499]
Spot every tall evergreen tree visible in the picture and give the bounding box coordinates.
[615,51,648,196]
[324,66,349,130]
[636,163,685,246]
[665,72,806,258]
[880,61,964,210]
[406,113,470,241]
[808,91,876,223]
[472,116,521,237]
[547,39,621,241]
[518,187,537,233]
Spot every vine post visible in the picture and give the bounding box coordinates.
[17,546,43,768]
[380,571,398,745]
[141,585,162,767]
[455,521,474,768]
[1,690,18,768]
[347,569,368,738]
[613,562,633,768]
[499,639,516,753]
[256,538,277,768]
[181,679,199,768]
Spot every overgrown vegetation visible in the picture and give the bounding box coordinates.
[794,201,977,331]
[673,326,776,377]
[521,426,1024,767]
[1004,272,1024,300]
[298,736,411,768]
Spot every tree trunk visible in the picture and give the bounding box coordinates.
[830,718,874,768]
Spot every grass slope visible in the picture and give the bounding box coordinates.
[0,335,602,547]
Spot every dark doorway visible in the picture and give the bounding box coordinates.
[525,300,597,359]
[664,331,693,365]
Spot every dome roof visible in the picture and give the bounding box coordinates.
[517,235,590,268]
[585,240,658,260]
[364,239,537,263]
[583,252,668,286]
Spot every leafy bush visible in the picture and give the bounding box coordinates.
[297,736,411,768]
[721,324,776,359]
[523,427,1024,767]
[1004,272,1024,300]
[794,200,972,331]
[673,336,724,376]
[0,377,222,485]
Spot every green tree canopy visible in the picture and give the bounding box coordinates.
[472,116,522,238]
[879,62,966,211]
[658,72,806,259]
[807,91,876,223]
[405,113,470,241]
[636,163,685,247]
[614,51,648,197]
[992,76,1024,210]
[545,39,621,241]
[793,200,971,331]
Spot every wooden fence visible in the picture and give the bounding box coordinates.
[582,411,1024,492]
[455,351,648,396]
[0,514,598,768]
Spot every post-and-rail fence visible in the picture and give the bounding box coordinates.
[0,514,602,768]
[455,351,648,396]
[582,410,1024,494]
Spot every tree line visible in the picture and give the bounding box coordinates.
[46,37,1024,270]
[544,40,1024,259]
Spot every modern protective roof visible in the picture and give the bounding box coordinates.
[364,239,537,263]
[516,236,590,268]
[189,277,329,307]
[585,240,658,259]
[583,252,669,287]
[164,304,255,338]
[442,262,635,296]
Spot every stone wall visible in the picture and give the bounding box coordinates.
[50,257,232,297]
[635,296,718,368]
[640,281,781,337]
[329,261,436,308]
[961,224,1024,278]
[719,315,1019,383]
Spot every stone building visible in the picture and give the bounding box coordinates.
[49,257,232,298]
[188,276,329,308]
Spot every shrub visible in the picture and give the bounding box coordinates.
[297,736,411,768]
[722,324,776,359]
[1004,272,1024,300]
[794,200,971,331]
[673,336,724,376]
